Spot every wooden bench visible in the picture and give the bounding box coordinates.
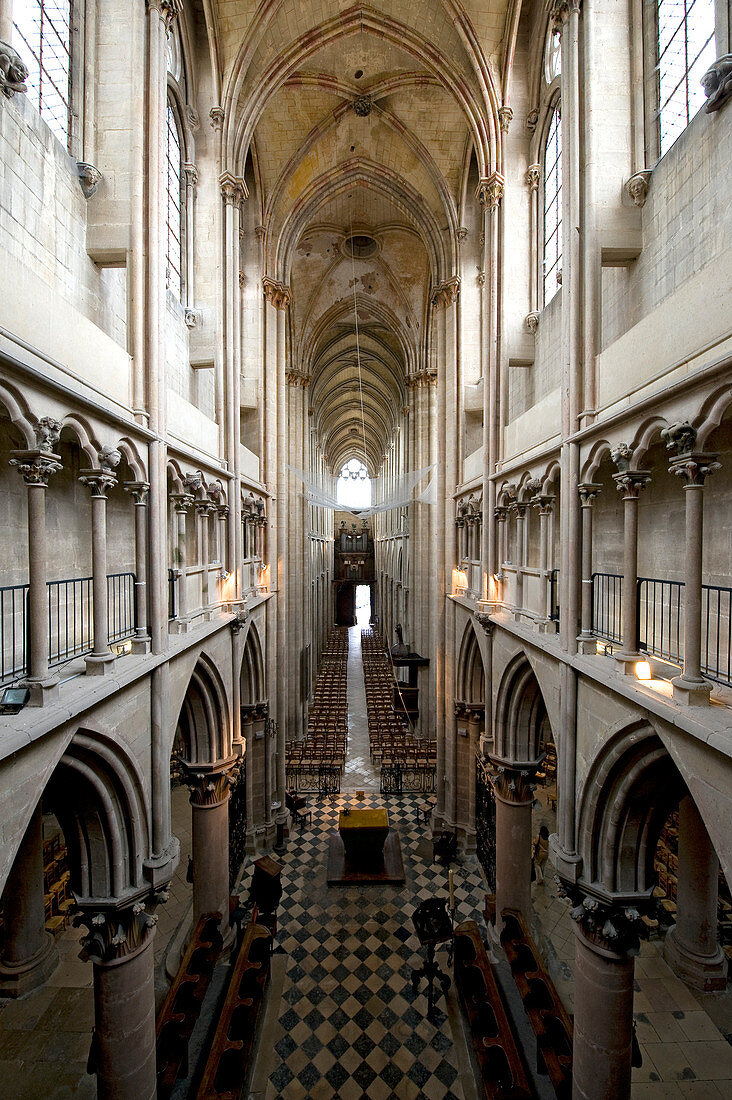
[499,908,573,1099]
[156,912,223,1099]
[196,920,271,1099]
[453,920,532,1099]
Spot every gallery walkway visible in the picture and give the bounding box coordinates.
[342,626,379,790]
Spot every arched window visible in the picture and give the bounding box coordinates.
[655,0,716,157]
[166,101,184,299]
[12,0,73,150]
[542,104,562,306]
[337,458,372,510]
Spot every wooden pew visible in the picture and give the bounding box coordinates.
[500,908,573,1099]
[453,920,533,1099]
[196,921,271,1099]
[156,912,223,1099]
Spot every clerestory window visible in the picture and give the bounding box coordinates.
[166,101,184,300]
[655,0,716,157]
[12,0,73,151]
[542,104,562,307]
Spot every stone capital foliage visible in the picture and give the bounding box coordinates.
[474,611,494,635]
[10,450,63,486]
[262,277,291,310]
[124,480,150,505]
[79,469,117,498]
[178,758,242,806]
[430,277,460,309]
[488,761,539,804]
[669,453,721,487]
[612,470,651,499]
[476,173,504,208]
[75,900,158,965]
[557,883,648,957]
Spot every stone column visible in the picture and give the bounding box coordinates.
[0,802,58,997]
[196,500,213,612]
[664,795,727,990]
[78,902,158,1100]
[79,458,119,675]
[611,448,650,674]
[0,0,13,43]
[494,506,507,595]
[578,483,601,653]
[569,896,644,1100]
[170,493,193,625]
[512,501,527,615]
[124,482,151,654]
[533,493,555,627]
[665,428,720,704]
[490,762,537,926]
[217,505,229,581]
[463,704,484,848]
[10,439,63,705]
[181,761,238,939]
[525,164,541,327]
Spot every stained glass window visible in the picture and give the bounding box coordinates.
[12,0,73,149]
[543,105,562,306]
[657,0,716,156]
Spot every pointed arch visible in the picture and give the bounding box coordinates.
[173,653,230,764]
[457,621,485,704]
[240,622,265,706]
[494,652,552,762]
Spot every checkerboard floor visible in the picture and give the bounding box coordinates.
[250,793,488,1099]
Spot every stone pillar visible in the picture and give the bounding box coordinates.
[10,441,63,705]
[512,501,527,615]
[0,802,58,997]
[611,449,650,674]
[569,896,644,1100]
[577,483,601,653]
[665,431,720,704]
[464,705,484,847]
[490,762,537,926]
[533,493,555,627]
[196,500,213,612]
[79,458,119,675]
[170,492,193,625]
[217,505,229,582]
[494,506,507,596]
[181,761,238,939]
[664,795,727,990]
[78,903,158,1100]
[0,0,13,43]
[124,482,151,653]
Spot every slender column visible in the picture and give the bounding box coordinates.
[533,494,555,626]
[196,500,213,611]
[0,0,13,43]
[525,164,541,325]
[512,502,527,613]
[0,802,58,996]
[217,505,229,587]
[125,482,151,653]
[664,795,727,989]
[490,763,538,926]
[474,615,494,754]
[569,898,644,1100]
[181,762,238,940]
[10,440,63,704]
[465,705,483,845]
[578,483,601,652]
[79,458,119,675]
[170,493,193,625]
[183,163,197,311]
[494,506,507,588]
[78,903,158,1100]
[611,449,650,673]
[665,433,720,704]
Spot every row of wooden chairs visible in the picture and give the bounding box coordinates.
[288,627,349,772]
[361,628,437,771]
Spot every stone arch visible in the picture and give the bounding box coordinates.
[240,623,265,706]
[45,728,149,902]
[173,654,230,765]
[456,621,484,704]
[0,380,36,447]
[578,720,685,895]
[494,652,552,762]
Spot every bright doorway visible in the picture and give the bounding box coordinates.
[355,585,371,627]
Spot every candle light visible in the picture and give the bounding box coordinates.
[449,868,455,909]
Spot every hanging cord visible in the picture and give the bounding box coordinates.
[348,211,369,474]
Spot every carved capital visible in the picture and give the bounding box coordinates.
[76,901,157,965]
[701,54,732,114]
[612,470,651,499]
[525,163,541,192]
[77,162,102,199]
[488,762,538,805]
[10,449,62,486]
[161,0,182,31]
[533,494,555,515]
[352,94,372,116]
[498,106,513,133]
[626,169,651,207]
[219,171,248,206]
[549,0,581,31]
[79,469,117,497]
[661,421,697,456]
[476,173,504,208]
[124,480,150,506]
[185,105,200,132]
[183,162,198,188]
[170,491,194,513]
[558,883,648,957]
[262,277,291,310]
[230,608,249,634]
[474,611,494,635]
[578,482,601,507]
[526,108,539,134]
[457,226,468,242]
[195,499,215,517]
[286,369,311,388]
[430,277,460,309]
[494,505,508,522]
[669,453,721,487]
[178,758,240,807]
[526,311,540,334]
[209,105,224,131]
[217,505,230,520]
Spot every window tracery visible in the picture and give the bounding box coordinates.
[166,100,184,299]
[656,0,716,156]
[542,104,563,306]
[12,0,72,150]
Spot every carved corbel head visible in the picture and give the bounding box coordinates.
[98,444,121,473]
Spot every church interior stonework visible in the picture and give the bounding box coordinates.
[0,1,731,1097]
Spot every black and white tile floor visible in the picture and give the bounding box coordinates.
[251,792,488,1099]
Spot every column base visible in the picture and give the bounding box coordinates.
[131,635,151,655]
[549,835,583,884]
[169,618,190,635]
[0,932,58,998]
[577,635,597,655]
[24,676,60,706]
[85,652,116,675]
[537,618,558,634]
[671,676,712,706]
[615,652,643,675]
[663,926,728,991]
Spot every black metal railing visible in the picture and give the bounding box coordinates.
[591,572,732,686]
[168,568,177,621]
[0,573,137,684]
[549,568,560,622]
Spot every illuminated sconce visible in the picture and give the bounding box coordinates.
[219,568,231,581]
[258,563,271,591]
[452,567,468,595]
[635,660,652,681]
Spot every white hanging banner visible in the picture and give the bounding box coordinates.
[287,464,436,517]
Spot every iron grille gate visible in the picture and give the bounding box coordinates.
[228,760,247,890]
[475,754,496,890]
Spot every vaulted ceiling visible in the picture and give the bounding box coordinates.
[211,0,510,472]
